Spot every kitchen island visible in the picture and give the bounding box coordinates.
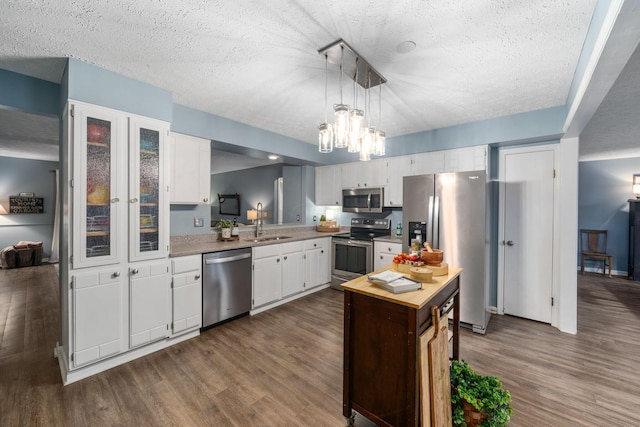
[341,266,461,427]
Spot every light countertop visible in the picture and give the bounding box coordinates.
[170,226,345,257]
[340,265,462,309]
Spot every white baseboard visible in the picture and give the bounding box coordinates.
[578,266,627,277]
[57,329,200,385]
[251,283,330,315]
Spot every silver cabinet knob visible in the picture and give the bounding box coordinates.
[506,240,515,246]
[276,258,280,263]
[195,274,200,280]
[111,198,120,203]
[131,268,139,274]
[130,198,138,203]
[113,271,120,277]
[203,198,208,203]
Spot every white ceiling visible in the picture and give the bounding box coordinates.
[0,1,598,149]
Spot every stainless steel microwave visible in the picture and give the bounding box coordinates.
[342,187,385,213]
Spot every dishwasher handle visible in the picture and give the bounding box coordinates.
[204,252,251,264]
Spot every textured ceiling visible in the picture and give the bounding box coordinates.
[579,44,640,162]
[0,0,598,153]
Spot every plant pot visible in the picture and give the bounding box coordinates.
[221,228,232,239]
[462,400,487,427]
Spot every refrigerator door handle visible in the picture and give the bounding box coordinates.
[427,196,434,245]
[433,196,440,247]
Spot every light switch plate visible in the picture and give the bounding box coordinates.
[194,217,204,227]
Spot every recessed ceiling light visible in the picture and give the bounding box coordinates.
[396,41,416,54]
[268,154,279,160]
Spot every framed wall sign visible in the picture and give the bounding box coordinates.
[9,196,44,214]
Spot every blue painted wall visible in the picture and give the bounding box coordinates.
[66,58,172,122]
[211,165,283,226]
[578,156,640,273]
[0,68,60,116]
[0,157,59,258]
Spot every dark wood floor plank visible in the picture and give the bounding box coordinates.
[1,264,639,426]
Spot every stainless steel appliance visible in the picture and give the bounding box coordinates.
[342,187,385,213]
[331,218,391,289]
[403,171,491,333]
[202,248,252,329]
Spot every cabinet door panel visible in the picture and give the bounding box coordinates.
[72,104,124,269]
[170,133,211,204]
[252,256,281,307]
[172,267,202,334]
[130,262,170,348]
[282,251,304,297]
[73,268,124,367]
[129,118,169,261]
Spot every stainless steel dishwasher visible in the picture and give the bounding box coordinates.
[202,248,252,329]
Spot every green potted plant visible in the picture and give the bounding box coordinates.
[218,219,234,239]
[450,359,513,427]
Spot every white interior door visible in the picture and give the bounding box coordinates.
[499,145,556,323]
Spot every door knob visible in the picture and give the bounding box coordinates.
[506,240,515,246]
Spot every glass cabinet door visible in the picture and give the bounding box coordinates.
[129,118,168,261]
[72,104,122,268]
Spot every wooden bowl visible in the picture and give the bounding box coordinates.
[421,249,443,265]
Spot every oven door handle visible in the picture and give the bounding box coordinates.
[343,240,373,248]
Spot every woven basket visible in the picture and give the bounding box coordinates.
[462,400,487,426]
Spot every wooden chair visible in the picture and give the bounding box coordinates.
[580,229,612,277]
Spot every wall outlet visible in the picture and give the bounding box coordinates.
[194,217,204,227]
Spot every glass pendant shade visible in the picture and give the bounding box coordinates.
[374,130,386,156]
[347,109,364,152]
[318,123,334,153]
[334,104,350,148]
[360,127,375,161]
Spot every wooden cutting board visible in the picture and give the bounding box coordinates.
[419,307,452,427]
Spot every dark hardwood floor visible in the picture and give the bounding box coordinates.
[1,264,639,426]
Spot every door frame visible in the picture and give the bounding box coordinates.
[497,143,561,327]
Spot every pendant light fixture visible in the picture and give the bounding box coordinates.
[373,84,386,156]
[333,45,349,149]
[318,53,334,153]
[318,39,387,160]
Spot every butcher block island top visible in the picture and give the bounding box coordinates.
[341,265,462,427]
[340,265,462,309]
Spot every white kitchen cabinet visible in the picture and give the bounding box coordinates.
[71,101,169,269]
[341,159,387,188]
[171,255,202,335]
[61,101,174,383]
[412,151,445,175]
[444,145,487,172]
[281,241,304,297]
[315,165,342,206]
[129,261,170,348]
[304,237,330,289]
[374,241,403,271]
[72,267,125,367]
[169,132,211,204]
[252,245,283,308]
[385,156,412,207]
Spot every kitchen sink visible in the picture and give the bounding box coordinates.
[250,236,292,243]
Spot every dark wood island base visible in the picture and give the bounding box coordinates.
[342,267,461,427]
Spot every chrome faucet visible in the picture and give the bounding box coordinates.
[256,202,263,237]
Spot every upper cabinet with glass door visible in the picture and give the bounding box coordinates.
[72,103,124,269]
[129,117,169,262]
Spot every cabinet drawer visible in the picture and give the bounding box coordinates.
[375,241,403,254]
[171,255,201,274]
[304,238,326,251]
[281,241,304,254]
[253,244,281,259]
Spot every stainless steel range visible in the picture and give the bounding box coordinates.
[330,218,391,290]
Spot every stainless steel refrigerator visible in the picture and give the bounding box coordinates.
[403,171,491,333]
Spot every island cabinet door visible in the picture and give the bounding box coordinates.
[344,291,420,427]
